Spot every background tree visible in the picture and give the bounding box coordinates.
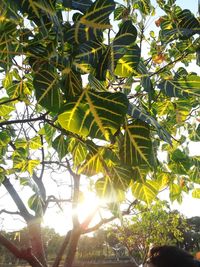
[0,0,200,267]
[178,216,200,252]
[106,201,189,265]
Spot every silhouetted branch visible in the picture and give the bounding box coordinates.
[0,114,47,127]
[0,233,43,267]
[2,177,33,222]
[0,209,20,215]
[52,230,72,267]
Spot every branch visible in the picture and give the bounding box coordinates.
[83,200,138,234]
[44,195,72,212]
[0,114,47,127]
[2,177,33,222]
[0,209,20,215]
[80,207,99,231]
[32,172,46,203]
[0,97,20,105]
[82,215,117,234]
[149,52,189,78]
[0,233,43,267]
[52,230,72,267]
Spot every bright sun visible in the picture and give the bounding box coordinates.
[43,192,106,235]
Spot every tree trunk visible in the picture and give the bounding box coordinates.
[28,220,48,267]
[63,228,81,267]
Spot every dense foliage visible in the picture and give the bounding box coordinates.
[107,201,188,264]
[0,0,200,266]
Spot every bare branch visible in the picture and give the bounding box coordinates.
[2,177,33,222]
[52,230,72,267]
[44,195,72,212]
[0,209,20,215]
[0,114,47,127]
[0,97,20,105]
[83,215,117,234]
[83,200,138,234]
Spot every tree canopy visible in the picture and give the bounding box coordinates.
[0,0,200,266]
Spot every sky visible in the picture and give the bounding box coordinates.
[0,0,199,236]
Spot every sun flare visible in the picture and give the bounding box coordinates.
[43,192,107,235]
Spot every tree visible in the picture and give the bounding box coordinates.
[179,216,200,252]
[107,201,189,265]
[0,0,200,266]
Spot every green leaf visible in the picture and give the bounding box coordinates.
[109,164,133,190]
[27,160,40,175]
[111,20,137,71]
[96,20,137,80]
[61,68,82,98]
[62,0,92,13]
[28,193,43,215]
[52,135,68,160]
[38,123,56,145]
[160,9,200,42]
[79,0,115,30]
[65,23,103,45]
[29,136,42,149]
[74,40,105,69]
[169,183,182,203]
[0,167,5,184]
[78,144,103,176]
[58,90,128,141]
[189,124,200,142]
[131,180,159,205]
[114,6,126,20]
[192,188,200,198]
[68,138,88,168]
[135,0,151,15]
[158,75,200,98]
[114,45,141,77]
[95,177,125,203]
[0,131,11,146]
[121,120,152,167]
[33,65,63,112]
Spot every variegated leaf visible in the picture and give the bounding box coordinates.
[52,135,68,160]
[160,9,200,42]
[128,103,172,145]
[61,68,82,98]
[68,138,88,168]
[78,145,103,176]
[0,99,15,116]
[192,188,200,198]
[136,0,151,15]
[74,40,105,69]
[131,180,159,205]
[122,120,152,167]
[95,177,125,202]
[109,164,133,190]
[62,0,92,13]
[114,45,140,77]
[88,74,107,92]
[38,123,56,145]
[158,75,200,98]
[29,136,42,150]
[65,23,103,45]
[58,90,128,141]
[96,20,137,80]
[33,65,63,112]
[80,0,115,29]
